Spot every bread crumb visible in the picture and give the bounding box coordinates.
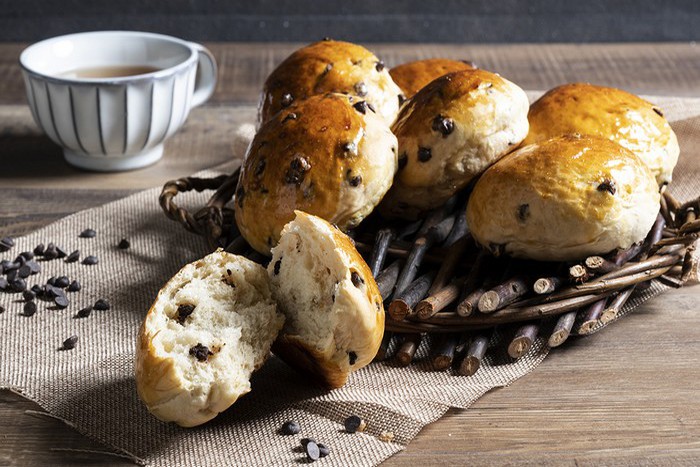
[379,431,394,442]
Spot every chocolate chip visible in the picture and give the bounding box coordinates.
[653,106,664,117]
[118,238,130,249]
[348,173,362,187]
[353,101,369,114]
[367,102,376,113]
[54,295,69,309]
[0,277,7,291]
[10,278,26,292]
[0,305,4,313]
[27,260,41,274]
[322,63,333,75]
[65,250,80,263]
[3,260,19,272]
[285,156,311,185]
[300,438,316,447]
[43,244,58,260]
[354,82,368,97]
[318,443,330,458]
[281,421,300,435]
[77,307,92,318]
[342,141,357,156]
[46,285,64,299]
[280,93,294,107]
[24,301,37,316]
[23,290,35,301]
[189,343,213,362]
[418,147,432,162]
[31,284,43,296]
[33,244,45,256]
[0,237,14,252]
[351,271,364,288]
[47,276,57,286]
[79,229,96,238]
[348,351,358,365]
[281,112,297,123]
[62,335,78,350]
[19,251,34,261]
[82,255,99,265]
[517,204,530,222]
[236,186,245,208]
[398,94,406,106]
[432,114,454,136]
[322,36,332,41]
[55,276,70,288]
[56,247,67,259]
[67,280,81,292]
[94,299,110,311]
[305,441,320,461]
[17,264,31,278]
[254,158,266,177]
[176,304,195,325]
[375,60,385,72]
[273,258,282,275]
[597,178,616,195]
[344,415,364,433]
[398,153,408,170]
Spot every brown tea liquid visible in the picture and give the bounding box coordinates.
[60,65,161,78]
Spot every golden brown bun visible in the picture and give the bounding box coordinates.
[235,93,397,255]
[389,58,475,99]
[380,69,529,219]
[524,83,679,185]
[466,135,661,262]
[269,211,384,389]
[259,39,402,124]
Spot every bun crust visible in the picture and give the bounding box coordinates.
[381,69,529,219]
[135,250,284,427]
[235,93,398,255]
[269,211,384,388]
[524,83,679,184]
[259,40,402,124]
[389,58,475,99]
[466,135,661,262]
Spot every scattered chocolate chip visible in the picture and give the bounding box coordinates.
[273,258,282,275]
[318,443,330,458]
[281,112,297,123]
[176,304,195,324]
[351,271,364,288]
[23,290,35,301]
[597,178,616,195]
[46,285,64,299]
[3,260,19,272]
[432,114,455,136]
[367,102,376,113]
[0,237,14,252]
[67,280,81,292]
[418,147,432,162]
[0,305,4,313]
[652,107,664,117]
[47,276,57,286]
[24,301,37,316]
[62,335,78,350]
[353,101,369,114]
[189,343,213,362]
[285,155,311,185]
[118,238,130,249]
[375,60,385,72]
[342,141,357,156]
[305,441,320,461]
[31,284,43,296]
[6,269,17,282]
[348,173,362,187]
[79,229,96,238]
[344,415,366,433]
[517,204,530,222]
[55,276,70,288]
[0,277,7,291]
[398,94,406,106]
[33,244,45,256]
[43,243,58,260]
[17,264,31,278]
[354,81,368,97]
[348,351,358,365]
[19,251,34,261]
[281,421,301,435]
[54,295,69,309]
[27,260,41,274]
[77,307,92,318]
[300,438,316,447]
[280,93,294,107]
[322,63,333,75]
[10,278,26,292]
[94,299,110,311]
[82,255,99,265]
[56,247,67,258]
[65,250,80,263]
[254,158,267,177]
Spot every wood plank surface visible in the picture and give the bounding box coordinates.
[1,42,699,466]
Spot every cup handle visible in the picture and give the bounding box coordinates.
[190,43,217,107]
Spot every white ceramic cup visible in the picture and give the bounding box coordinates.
[20,31,217,171]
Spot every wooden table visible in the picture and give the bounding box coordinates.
[2,42,700,466]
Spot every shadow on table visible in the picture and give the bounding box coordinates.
[0,133,79,179]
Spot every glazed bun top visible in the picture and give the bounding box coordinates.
[259,39,402,125]
[524,83,679,185]
[389,58,475,99]
[235,93,398,255]
[466,134,661,262]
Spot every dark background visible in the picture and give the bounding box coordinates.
[1,0,699,43]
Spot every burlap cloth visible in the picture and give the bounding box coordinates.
[1,94,699,466]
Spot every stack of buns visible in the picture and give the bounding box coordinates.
[137,39,679,427]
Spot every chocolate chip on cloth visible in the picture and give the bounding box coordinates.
[235,93,398,255]
[380,69,529,220]
[258,39,402,125]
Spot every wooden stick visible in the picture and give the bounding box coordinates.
[478,276,530,313]
[679,218,700,235]
[533,276,564,294]
[649,233,698,253]
[456,251,488,317]
[416,278,465,319]
[388,271,436,321]
[659,189,674,228]
[375,260,402,300]
[369,228,395,277]
[658,274,684,288]
[373,332,394,362]
[355,240,446,265]
[429,236,471,295]
[584,256,618,275]
[588,252,682,282]
[685,206,697,224]
[568,264,589,283]
[613,242,645,266]
[225,235,248,254]
[458,334,489,376]
[663,190,682,220]
[577,298,608,335]
[443,207,469,247]
[548,311,577,347]
[431,334,459,370]
[395,333,422,367]
[599,287,635,324]
[508,323,539,359]
[681,248,699,283]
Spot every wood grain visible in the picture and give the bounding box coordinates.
[1,42,699,466]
